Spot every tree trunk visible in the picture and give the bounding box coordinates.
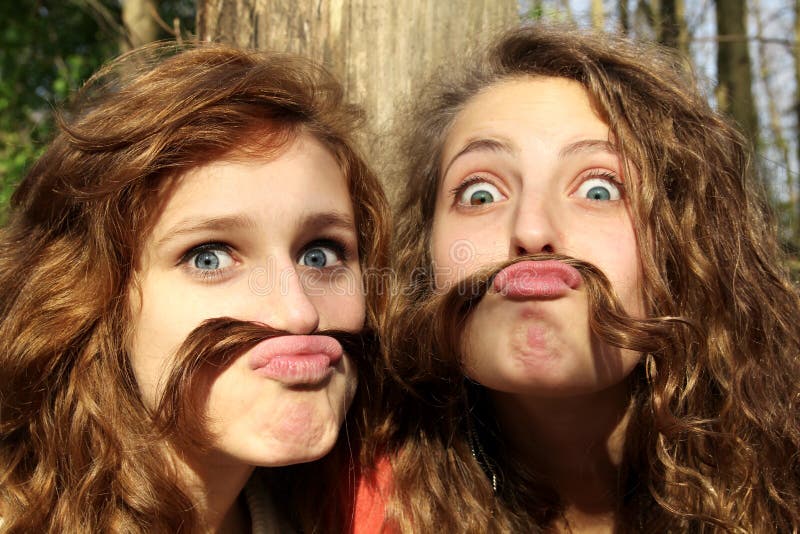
[636,0,655,36]
[121,0,160,51]
[196,0,517,140]
[715,0,759,151]
[618,0,630,34]
[658,0,689,57]
[591,0,605,30]
[557,0,575,24]
[753,0,791,241]
[794,0,800,243]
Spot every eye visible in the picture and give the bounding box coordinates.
[178,243,236,281]
[574,176,622,201]
[298,241,346,269]
[455,178,507,206]
[183,243,235,271]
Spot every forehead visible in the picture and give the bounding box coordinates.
[444,76,608,154]
[148,133,352,240]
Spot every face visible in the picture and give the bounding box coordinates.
[431,77,643,399]
[129,132,364,469]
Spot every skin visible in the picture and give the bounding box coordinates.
[430,77,644,532]
[129,133,364,531]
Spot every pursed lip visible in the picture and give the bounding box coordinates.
[492,260,582,299]
[247,335,344,386]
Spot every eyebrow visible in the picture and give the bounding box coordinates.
[558,139,619,159]
[296,211,356,233]
[443,137,619,179]
[157,214,260,248]
[156,211,356,249]
[442,137,515,178]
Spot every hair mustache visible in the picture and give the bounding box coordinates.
[424,253,690,367]
[147,317,374,451]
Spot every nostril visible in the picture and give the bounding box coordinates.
[514,243,555,257]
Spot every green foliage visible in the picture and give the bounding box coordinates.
[524,2,545,19]
[0,0,120,217]
[0,0,196,222]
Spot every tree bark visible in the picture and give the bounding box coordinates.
[618,0,630,34]
[658,0,689,58]
[557,0,575,24]
[753,0,791,234]
[636,0,655,35]
[715,0,759,151]
[591,0,605,30]
[196,0,517,139]
[121,0,160,51]
[794,0,800,241]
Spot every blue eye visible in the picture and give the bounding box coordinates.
[184,244,234,271]
[586,186,611,200]
[195,251,220,269]
[457,179,506,206]
[299,245,342,268]
[575,177,621,201]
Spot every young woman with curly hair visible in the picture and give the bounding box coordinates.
[0,44,389,533]
[355,24,800,533]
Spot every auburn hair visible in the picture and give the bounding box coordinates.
[368,23,800,532]
[0,44,389,533]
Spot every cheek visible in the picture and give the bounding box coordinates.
[431,214,507,287]
[128,305,174,407]
[342,355,358,406]
[315,291,366,331]
[303,265,366,330]
[614,265,644,318]
[127,279,204,406]
[582,224,644,317]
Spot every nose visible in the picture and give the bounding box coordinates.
[510,199,560,257]
[250,263,320,334]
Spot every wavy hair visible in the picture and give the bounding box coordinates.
[369,23,800,532]
[0,44,389,533]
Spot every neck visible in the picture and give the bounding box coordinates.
[171,448,256,533]
[490,380,633,526]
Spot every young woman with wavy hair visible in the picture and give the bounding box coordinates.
[0,44,389,533]
[355,24,800,533]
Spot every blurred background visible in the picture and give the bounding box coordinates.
[2,0,798,273]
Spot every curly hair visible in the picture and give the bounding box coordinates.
[0,44,389,533]
[368,23,800,532]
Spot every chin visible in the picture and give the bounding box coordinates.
[249,420,343,467]
[208,366,358,468]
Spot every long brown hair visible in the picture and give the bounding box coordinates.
[0,44,389,533]
[370,23,800,532]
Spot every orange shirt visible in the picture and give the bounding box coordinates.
[349,456,393,533]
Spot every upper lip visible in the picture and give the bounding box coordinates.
[492,259,582,297]
[247,335,343,369]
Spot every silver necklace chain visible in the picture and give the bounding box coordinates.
[467,418,498,493]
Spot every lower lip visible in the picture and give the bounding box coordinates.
[493,260,581,299]
[254,354,335,385]
[248,336,343,386]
